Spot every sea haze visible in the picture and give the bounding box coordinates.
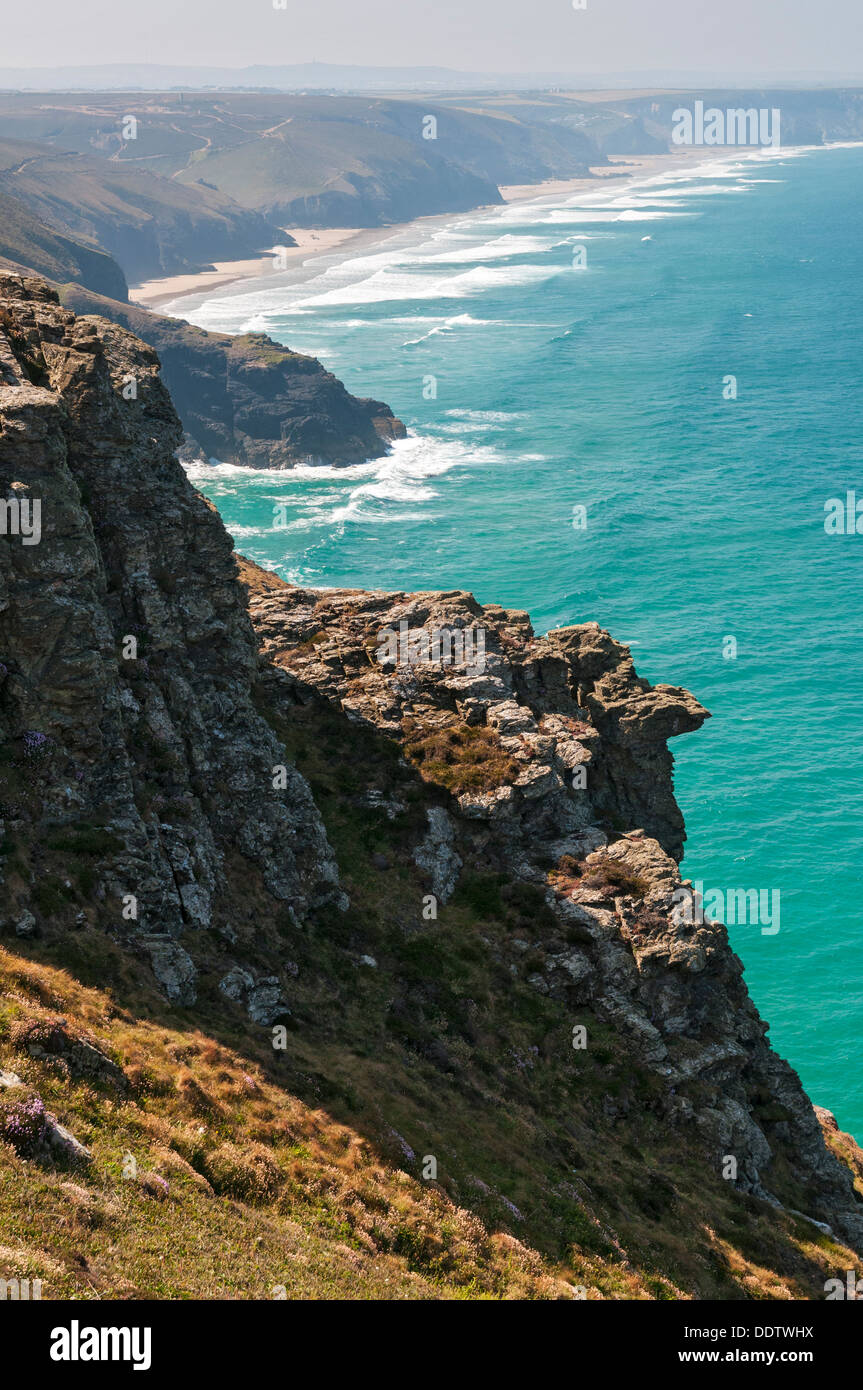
[181,143,863,1137]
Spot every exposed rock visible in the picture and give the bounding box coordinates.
[238,560,863,1252]
[0,275,342,1006]
[243,576,707,862]
[59,285,406,470]
[12,1017,126,1090]
[359,789,407,820]
[139,937,198,1007]
[0,1070,91,1162]
[45,1117,92,1163]
[246,976,291,1026]
[3,273,863,1268]
[219,967,291,1025]
[413,806,462,903]
[218,967,255,1003]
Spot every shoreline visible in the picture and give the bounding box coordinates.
[135,148,738,318]
[497,147,728,202]
[130,228,367,309]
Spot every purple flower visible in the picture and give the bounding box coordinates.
[0,1093,48,1152]
[22,730,51,761]
[389,1128,416,1163]
[500,1196,524,1222]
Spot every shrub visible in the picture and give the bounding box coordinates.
[32,877,75,915]
[452,872,505,918]
[44,824,123,856]
[581,858,650,899]
[403,721,520,795]
[10,1015,70,1054]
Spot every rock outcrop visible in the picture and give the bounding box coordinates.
[247,581,707,861]
[0,275,340,1006]
[241,567,863,1250]
[58,284,406,469]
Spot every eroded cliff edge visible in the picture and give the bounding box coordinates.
[2,275,862,1297]
[59,282,406,469]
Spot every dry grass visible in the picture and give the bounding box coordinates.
[579,857,651,899]
[402,719,521,795]
[0,947,580,1300]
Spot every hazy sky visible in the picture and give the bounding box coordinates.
[2,0,861,75]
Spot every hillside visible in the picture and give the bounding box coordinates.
[0,137,288,283]
[0,93,605,228]
[596,86,863,148]
[2,274,863,1301]
[0,187,128,300]
[2,87,861,253]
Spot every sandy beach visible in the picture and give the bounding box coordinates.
[149,148,735,316]
[499,148,734,203]
[130,227,365,308]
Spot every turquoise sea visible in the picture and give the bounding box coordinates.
[175,144,863,1138]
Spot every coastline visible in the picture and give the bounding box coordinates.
[497,147,727,202]
[130,228,367,309]
[136,148,735,317]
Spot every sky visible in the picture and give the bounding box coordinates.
[1,0,861,78]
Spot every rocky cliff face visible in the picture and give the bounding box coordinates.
[243,571,863,1250]
[58,284,406,469]
[0,275,340,1004]
[2,275,862,1294]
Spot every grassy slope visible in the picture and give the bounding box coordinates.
[0,95,600,227]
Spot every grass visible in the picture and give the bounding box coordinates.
[402,719,522,796]
[0,948,578,1299]
[579,857,651,899]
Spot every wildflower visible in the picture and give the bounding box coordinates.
[0,1092,48,1153]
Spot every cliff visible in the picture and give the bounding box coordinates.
[0,275,341,975]
[58,283,406,468]
[0,93,601,231]
[0,187,128,302]
[1,275,862,1300]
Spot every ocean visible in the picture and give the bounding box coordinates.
[174,143,863,1139]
